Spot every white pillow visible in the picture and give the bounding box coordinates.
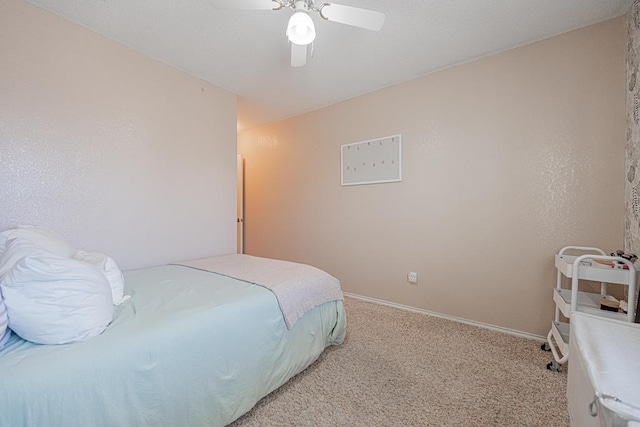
[0,243,114,345]
[0,236,42,279]
[74,251,127,306]
[0,289,9,350]
[6,225,75,256]
[0,231,8,255]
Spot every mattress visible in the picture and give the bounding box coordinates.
[0,264,346,426]
[568,312,640,427]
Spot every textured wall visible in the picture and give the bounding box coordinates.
[238,18,626,337]
[626,1,640,255]
[0,0,238,269]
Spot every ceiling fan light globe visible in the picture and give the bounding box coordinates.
[286,11,316,46]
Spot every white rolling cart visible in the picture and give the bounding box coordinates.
[543,246,637,372]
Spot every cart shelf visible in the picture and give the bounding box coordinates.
[550,320,570,357]
[554,254,631,285]
[553,288,625,321]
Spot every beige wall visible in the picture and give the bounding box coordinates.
[238,18,626,336]
[0,0,238,269]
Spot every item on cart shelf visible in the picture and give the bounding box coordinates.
[620,300,628,314]
[594,259,630,269]
[611,250,638,263]
[600,299,619,312]
[613,261,630,270]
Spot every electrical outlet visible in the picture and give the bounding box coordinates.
[407,272,418,284]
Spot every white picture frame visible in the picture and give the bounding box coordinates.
[341,134,402,186]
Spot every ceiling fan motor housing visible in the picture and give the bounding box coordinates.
[287,1,316,45]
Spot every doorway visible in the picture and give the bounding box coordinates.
[237,154,244,254]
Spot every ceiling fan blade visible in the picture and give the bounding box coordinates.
[291,43,307,67]
[320,3,385,31]
[210,0,280,10]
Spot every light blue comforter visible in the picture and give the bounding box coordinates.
[0,265,346,426]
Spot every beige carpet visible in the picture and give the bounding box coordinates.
[231,297,569,426]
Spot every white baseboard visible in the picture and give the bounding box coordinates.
[343,292,546,342]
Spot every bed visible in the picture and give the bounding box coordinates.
[567,312,640,426]
[0,255,346,426]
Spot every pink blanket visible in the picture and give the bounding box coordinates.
[178,254,343,329]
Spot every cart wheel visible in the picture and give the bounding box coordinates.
[546,361,561,372]
[540,342,551,352]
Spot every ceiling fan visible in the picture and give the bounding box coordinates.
[210,0,385,67]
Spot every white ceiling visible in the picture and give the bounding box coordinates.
[26,0,632,130]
